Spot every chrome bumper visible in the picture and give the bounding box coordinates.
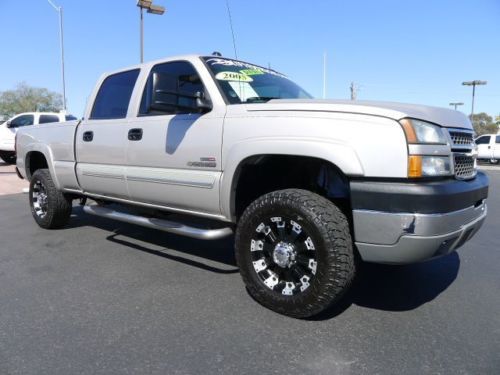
[353,201,487,264]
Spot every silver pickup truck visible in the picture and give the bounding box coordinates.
[16,54,489,318]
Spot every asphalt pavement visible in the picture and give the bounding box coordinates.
[0,169,499,374]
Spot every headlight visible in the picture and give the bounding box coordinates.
[408,156,452,177]
[400,119,448,144]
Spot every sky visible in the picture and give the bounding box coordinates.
[0,0,499,119]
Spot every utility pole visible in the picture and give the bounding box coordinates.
[462,80,487,122]
[350,82,358,100]
[449,102,464,111]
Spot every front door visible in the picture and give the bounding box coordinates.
[493,135,500,160]
[475,135,492,160]
[125,61,224,217]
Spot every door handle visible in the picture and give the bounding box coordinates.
[128,128,143,141]
[83,131,93,142]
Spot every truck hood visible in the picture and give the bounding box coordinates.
[246,99,472,130]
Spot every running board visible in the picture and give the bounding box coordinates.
[83,205,233,240]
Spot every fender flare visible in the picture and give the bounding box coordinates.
[24,143,61,189]
[219,137,364,220]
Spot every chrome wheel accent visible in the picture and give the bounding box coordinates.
[250,216,317,295]
[32,180,49,219]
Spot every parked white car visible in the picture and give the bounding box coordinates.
[475,133,500,164]
[0,112,76,164]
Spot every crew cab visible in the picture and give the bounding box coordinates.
[15,54,489,318]
[0,112,76,164]
[475,133,500,164]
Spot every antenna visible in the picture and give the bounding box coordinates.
[350,82,360,100]
[323,52,327,99]
[225,0,238,59]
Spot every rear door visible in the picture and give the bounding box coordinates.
[125,60,225,216]
[75,69,140,199]
[475,135,492,159]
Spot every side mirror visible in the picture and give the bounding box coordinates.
[5,120,12,128]
[194,91,213,113]
[149,72,212,114]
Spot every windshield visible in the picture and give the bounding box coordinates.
[202,57,312,104]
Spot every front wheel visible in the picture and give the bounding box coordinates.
[0,151,16,164]
[29,169,72,229]
[235,189,355,318]
[489,159,499,165]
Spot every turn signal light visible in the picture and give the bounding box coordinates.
[408,155,422,177]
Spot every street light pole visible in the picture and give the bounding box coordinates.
[462,80,487,123]
[137,1,165,63]
[47,0,67,111]
[140,6,144,63]
[449,102,464,111]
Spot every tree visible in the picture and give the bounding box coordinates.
[0,82,62,118]
[470,112,499,136]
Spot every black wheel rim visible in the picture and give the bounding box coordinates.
[250,216,317,296]
[32,180,48,219]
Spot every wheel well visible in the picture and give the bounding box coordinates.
[26,151,49,179]
[232,155,351,221]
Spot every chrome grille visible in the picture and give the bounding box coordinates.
[454,154,476,179]
[449,131,473,147]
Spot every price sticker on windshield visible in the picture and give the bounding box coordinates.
[215,71,253,82]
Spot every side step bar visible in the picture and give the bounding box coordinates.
[83,205,233,240]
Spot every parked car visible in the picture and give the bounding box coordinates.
[475,133,500,164]
[15,55,489,318]
[0,112,77,164]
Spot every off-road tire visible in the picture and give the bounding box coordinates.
[0,151,16,164]
[29,169,72,229]
[235,189,355,318]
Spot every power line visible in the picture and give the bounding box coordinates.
[225,0,238,59]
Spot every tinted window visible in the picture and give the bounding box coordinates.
[39,115,60,124]
[496,135,500,144]
[475,136,491,145]
[10,114,34,128]
[65,115,77,121]
[139,61,206,116]
[90,69,140,120]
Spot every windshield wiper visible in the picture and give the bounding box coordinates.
[245,96,280,103]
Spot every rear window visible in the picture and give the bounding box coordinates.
[39,115,60,124]
[90,69,140,120]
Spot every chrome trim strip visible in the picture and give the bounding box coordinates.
[126,175,214,189]
[82,172,125,180]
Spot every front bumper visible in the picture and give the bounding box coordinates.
[351,172,489,264]
[0,140,15,152]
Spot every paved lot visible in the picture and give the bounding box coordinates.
[0,170,499,374]
[0,162,28,195]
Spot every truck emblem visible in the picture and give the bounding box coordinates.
[187,157,217,168]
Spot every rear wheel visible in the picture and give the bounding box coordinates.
[29,169,72,229]
[0,151,16,164]
[235,189,355,318]
[489,158,499,165]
